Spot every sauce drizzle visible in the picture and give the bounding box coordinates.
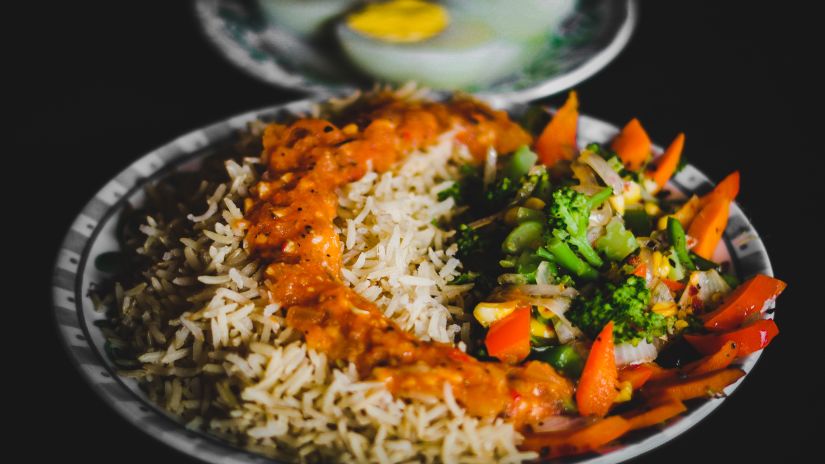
[245,93,572,428]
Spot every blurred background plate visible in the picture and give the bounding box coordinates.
[195,0,637,102]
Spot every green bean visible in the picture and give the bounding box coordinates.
[502,220,545,254]
[504,145,538,181]
[667,217,696,271]
[543,238,599,280]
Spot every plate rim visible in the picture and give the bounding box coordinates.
[193,0,639,102]
[52,97,773,464]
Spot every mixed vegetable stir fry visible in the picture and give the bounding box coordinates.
[441,92,786,457]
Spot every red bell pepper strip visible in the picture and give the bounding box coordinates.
[684,319,779,357]
[485,306,531,364]
[618,364,654,390]
[520,416,630,458]
[702,274,787,331]
[576,321,618,417]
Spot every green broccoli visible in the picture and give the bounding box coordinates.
[437,181,462,203]
[566,275,667,345]
[455,224,489,258]
[547,186,612,269]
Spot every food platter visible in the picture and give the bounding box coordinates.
[194,0,637,103]
[52,95,773,463]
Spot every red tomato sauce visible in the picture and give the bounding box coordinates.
[245,93,572,429]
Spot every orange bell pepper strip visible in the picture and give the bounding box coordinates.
[576,321,618,417]
[520,416,631,459]
[642,368,745,401]
[618,364,654,390]
[623,399,687,431]
[701,171,740,207]
[702,274,787,331]
[535,91,579,167]
[632,262,647,278]
[648,132,685,189]
[611,118,652,171]
[484,306,531,364]
[680,341,739,376]
[687,196,730,259]
[684,319,779,357]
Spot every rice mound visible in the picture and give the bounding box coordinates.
[104,129,535,463]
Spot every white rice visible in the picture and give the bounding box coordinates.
[105,131,535,463]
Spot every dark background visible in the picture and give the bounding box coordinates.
[13,1,823,463]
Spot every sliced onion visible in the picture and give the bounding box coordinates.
[483,146,497,189]
[527,297,573,315]
[614,340,658,367]
[553,316,581,344]
[580,150,624,194]
[570,161,599,187]
[651,280,675,305]
[589,202,613,228]
[515,284,578,298]
[678,270,732,311]
[535,261,551,286]
[532,416,588,433]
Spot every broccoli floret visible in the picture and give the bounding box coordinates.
[567,275,667,345]
[485,176,517,208]
[437,181,462,202]
[547,186,612,269]
[455,224,489,258]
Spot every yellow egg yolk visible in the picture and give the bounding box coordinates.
[346,0,449,43]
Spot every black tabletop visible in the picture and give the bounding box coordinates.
[14,1,822,463]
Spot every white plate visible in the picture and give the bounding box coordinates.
[194,0,637,103]
[52,97,774,463]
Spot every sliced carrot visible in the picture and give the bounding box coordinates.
[618,364,654,390]
[665,195,702,230]
[680,341,739,376]
[702,274,787,331]
[535,91,579,167]
[485,306,531,364]
[687,197,730,259]
[576,321,617,417]
[701,171,740,207]
[643,368,745,401]
[661,278,686,293]
[520,416,631,458]
[623,399,687,431]
[649,132,685,189]
[611,118,652,171]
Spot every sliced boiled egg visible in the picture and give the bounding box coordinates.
[337,0,524,89]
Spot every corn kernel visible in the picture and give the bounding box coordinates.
[342,123,358,135]
[644,201,662,216]
[652,301,677,317]
[674,319,689,330]
[524,197,546,210]
[657,215,671,230]
[473,301,518,327]
[614,380,634,403]
[609,194,625,215]
[623,181,642,205]
[530,318,554,338]
[504,207,520,225]
[652,251,671,279]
